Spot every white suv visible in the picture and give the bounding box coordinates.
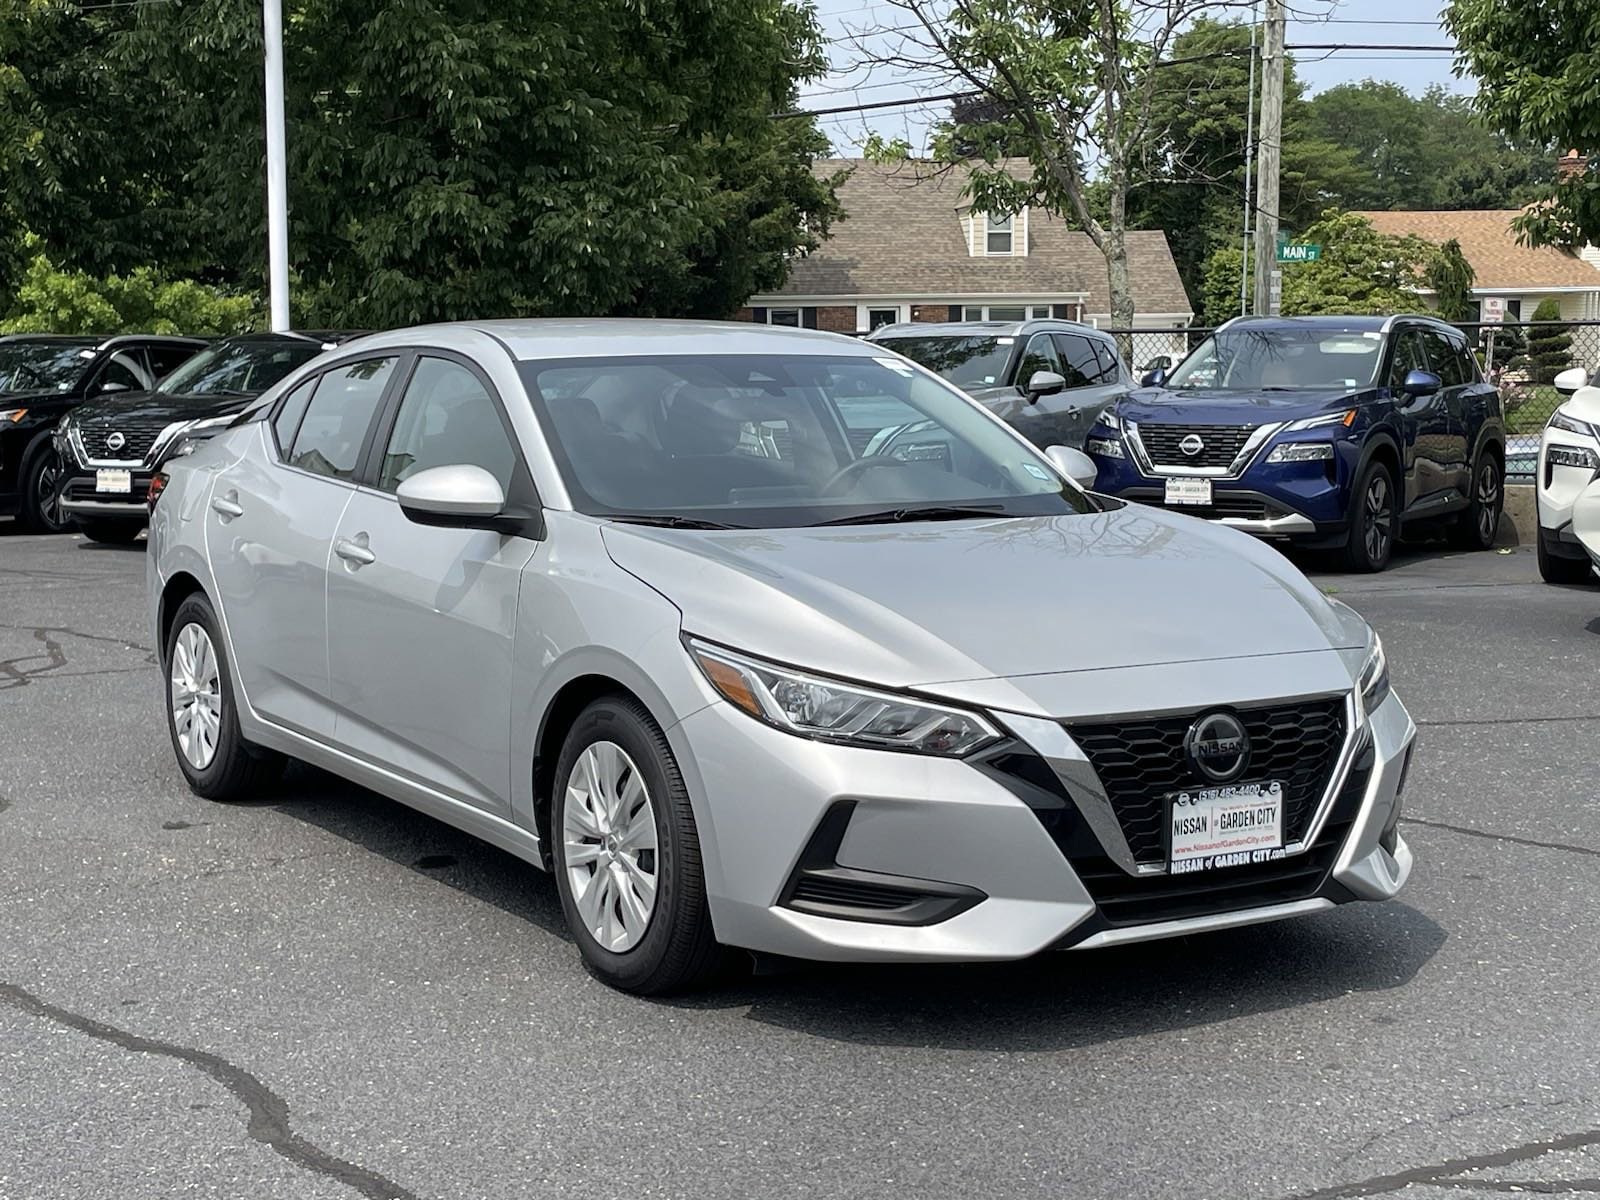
[1536,366,1600,583]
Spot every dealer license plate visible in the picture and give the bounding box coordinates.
[1163,476,1212,506]
[95,469,132,494]
[1168,781,1285,873]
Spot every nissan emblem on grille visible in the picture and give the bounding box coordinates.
[1184,712,1250,782]
[1179,433,1205,456]
[106,431,126,452]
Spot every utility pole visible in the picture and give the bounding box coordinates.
[1238,1,1259,317]
[1251,0,1285,316]
[263,0,290,332]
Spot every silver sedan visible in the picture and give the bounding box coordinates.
[147,320,1415,993]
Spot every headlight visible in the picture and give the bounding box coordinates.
[1548,410,1598,440]
[0,408,28,423]
[1267,442,1335,463]
[1086,436,1125,459]
[1096,407,1123,431]
[154,413,236,461]
[1358,631,1390,713]
[686,638,1001,757]
[1286,410,1355,431]
[1548,444,1600,470]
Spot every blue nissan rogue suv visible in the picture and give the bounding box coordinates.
[1086,315,1505,571]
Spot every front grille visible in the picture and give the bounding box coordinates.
[1135,422,1256,469]
[1067,755,1371,928]
[77,414,172,462]
[1067,697,1347,864]
[1125,490,1276,521]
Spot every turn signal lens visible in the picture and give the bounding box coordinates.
[0,408,28,423]
[147,472,169,513]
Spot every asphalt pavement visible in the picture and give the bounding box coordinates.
[1,523,1597,1200]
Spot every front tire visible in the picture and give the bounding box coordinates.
[77,519,144,545]
[551,696,721,994]
[1537,524,1593,584]
[164,593,283,800]
[18,445,68,533]
[1343,458,1396,572]
[1451,453,1503,551]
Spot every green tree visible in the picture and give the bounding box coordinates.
[1425,239,1475,321]
[1524,297,1573,384]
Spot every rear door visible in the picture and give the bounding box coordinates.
[206,355,400,737]
[1051,332,1127,447]
[323,353,538,816]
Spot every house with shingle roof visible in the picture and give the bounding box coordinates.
[1356,209,1600,322]
[738,159,1193,357]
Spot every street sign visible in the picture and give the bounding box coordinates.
[1276,242,1321,263]
[1268,269,1282,316]
[1482,296,1506,323]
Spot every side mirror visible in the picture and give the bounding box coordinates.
[1140,368,1169,389]
[1554,366,1590,396]
[1026,370,1065,402]
[1045,445,1098,490]
[396,464,507,529]
[1401,369,1442,398]
[95,381,131,395]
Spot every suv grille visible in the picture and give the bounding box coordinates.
[1135,422,1256,469]
[78,414,172,463]
[1066,697,1347,865]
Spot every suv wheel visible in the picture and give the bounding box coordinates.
[1343,458,1396,572]
[1537,524,1594,584]
[18,446,68,533]
[165,593,284,800]
[551,696,721,994]
[77,519,144,545]
[1451,454,1503,550]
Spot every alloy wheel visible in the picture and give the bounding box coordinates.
[36,459,64,531]
[562,740,659,953]
[170,622,222,770]
[1476,461,1500,543]
[1364,474,1392,563]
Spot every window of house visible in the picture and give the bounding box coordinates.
[986,214,1013,255]
[287,356,398,480]
[867,308,900,331]
[768,309,801,327]
[986,305,1027,321]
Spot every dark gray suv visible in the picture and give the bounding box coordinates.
[867,319,1131,450]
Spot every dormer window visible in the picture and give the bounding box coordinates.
[986,213,1013,255]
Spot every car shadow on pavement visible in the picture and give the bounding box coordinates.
[269,763,573,944]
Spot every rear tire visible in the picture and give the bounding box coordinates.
[1450,453,1502,551]
[164,592,284,800]
[77,519,144,545]
[551,696,721,995]
[18,445,68,533]
[1537,525,1594,584]
[1342,458,1396,572]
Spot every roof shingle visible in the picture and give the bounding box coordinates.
[1354,209,1600,291]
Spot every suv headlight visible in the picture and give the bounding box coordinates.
[1267,442,1335,463]
[1547,410,1598,440]
[156,413,238,460]
[687,638,1001,757]
[1286,410,1355,432]
[1358,631,1390,713]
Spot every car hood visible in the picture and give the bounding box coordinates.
[600,505,1366,691]
[1115,386,1371,425]
[68,390,253,426]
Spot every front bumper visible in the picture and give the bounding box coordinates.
[679,683,1415,963]
[58,469,152,522]
[1535,426,1600,549]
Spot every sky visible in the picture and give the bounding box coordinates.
[804,0,1465,155]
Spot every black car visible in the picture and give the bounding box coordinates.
[0,334,205,531]
[55,331,357,542]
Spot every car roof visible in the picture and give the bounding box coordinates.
[216,329,366,348]
[1215,313,1464,336]
[331,319,879,362]
[869,319,1113,340]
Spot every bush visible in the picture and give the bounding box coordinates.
[0,239,263,335]
[1524,297,1572,384]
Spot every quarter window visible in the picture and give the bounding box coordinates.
[286,356,397,480]
[377,357,516,493]
[272,378,317,455]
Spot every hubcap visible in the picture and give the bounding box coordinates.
[36,459,63,530]
[1364,474,1392,562]
[1477,462,1500,541]
[169,623,222,770]
[562,740,658,953]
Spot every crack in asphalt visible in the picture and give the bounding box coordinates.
[1416,715,1600,728]
[1401,816,1600,860]
[1276,1127,1600,1199]
[1436,1182,1600,1194]
[0,981,421,1200]
[0,624,155,691]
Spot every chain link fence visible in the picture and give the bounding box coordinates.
[1103,320,1600,479]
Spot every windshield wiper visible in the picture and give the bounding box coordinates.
[607,514,749,530]
[815,504,1006,527]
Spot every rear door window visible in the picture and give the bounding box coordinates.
[286,356,398,480]
[1053,334,1104,389]
[1091,339,1123,383]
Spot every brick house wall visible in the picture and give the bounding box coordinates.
[910,305,952,322]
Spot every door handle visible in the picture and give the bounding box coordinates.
[211,492,243,519]
[334,536,376,567]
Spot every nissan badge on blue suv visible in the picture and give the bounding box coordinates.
[1085,315,1505,571]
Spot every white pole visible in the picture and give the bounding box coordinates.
[263,0,290,332]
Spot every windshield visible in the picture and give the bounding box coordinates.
[519,354,1091,528]
[158,339,325,397]
[1168,327,1385,391]
[873,335,1014,390]
[0,341,94,393]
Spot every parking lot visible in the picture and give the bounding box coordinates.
[1,523,1597,1200]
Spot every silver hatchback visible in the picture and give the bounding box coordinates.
[148,320,1415,993]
